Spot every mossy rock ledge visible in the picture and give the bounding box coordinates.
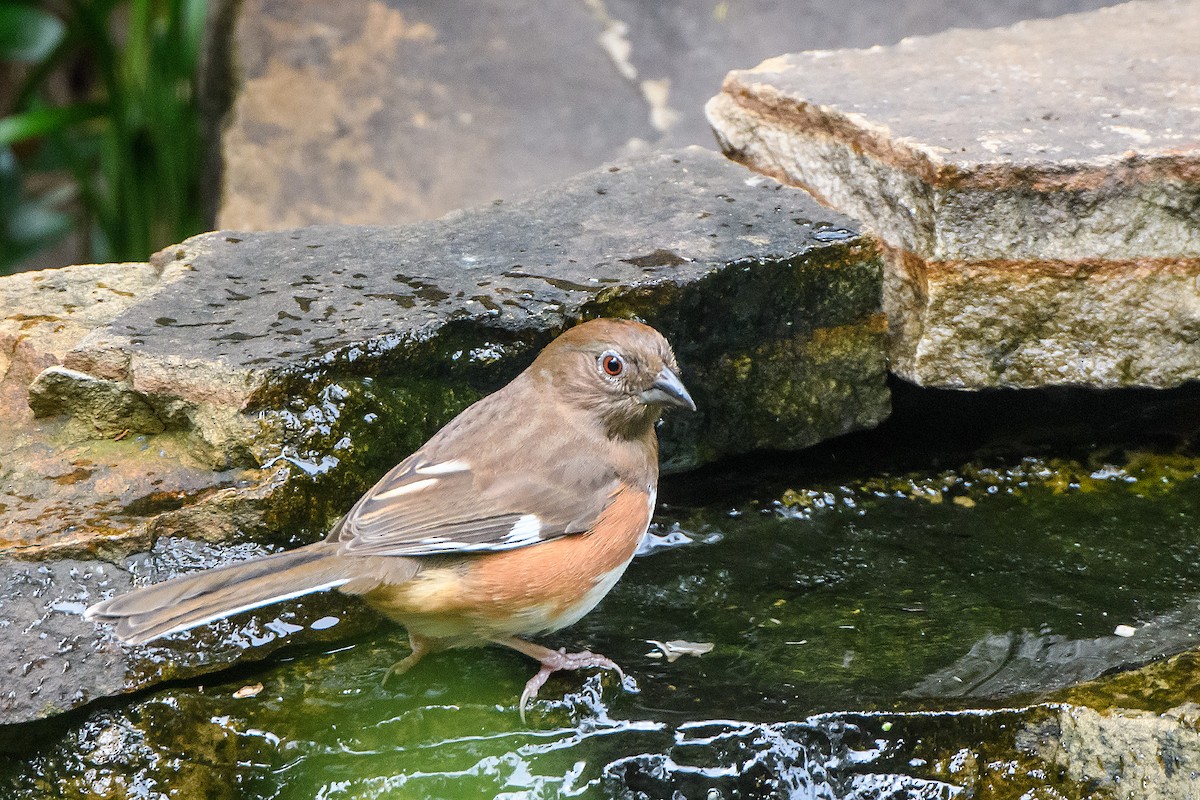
[0,146,886,724]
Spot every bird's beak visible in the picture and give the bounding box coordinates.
[639,366,697,411]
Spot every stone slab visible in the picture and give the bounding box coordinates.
[209,0,1123,232]
[65,147,889,476]
[0,262,316,723]
[706,0,1200,389]
[1,147,887,723]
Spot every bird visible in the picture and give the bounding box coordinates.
[86,317,696,719]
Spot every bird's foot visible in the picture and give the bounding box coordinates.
[495,638,625,722]
[382,634,431,687]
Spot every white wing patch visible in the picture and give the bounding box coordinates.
[504,514,542,544]
[409,540,477,553]
[373,477,439,500]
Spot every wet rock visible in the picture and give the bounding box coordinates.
[0,259,240,561]
[0,559,126,724]
[0,543,378,726]
[1026,704,1200,800]
[28,366,165,437]
[899,630,1200,799]
[896,637,1200,800]
[706,0,1200,389]
[0,261,179,388]
[44,146,888,481]
[1,146,886,723]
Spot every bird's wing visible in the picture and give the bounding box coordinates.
[332,452,622,557]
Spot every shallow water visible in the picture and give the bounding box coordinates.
[4,387,1200,798]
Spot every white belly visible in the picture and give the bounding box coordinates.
[541,558,634,632]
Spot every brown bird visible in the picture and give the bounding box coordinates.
[86,318,695,718]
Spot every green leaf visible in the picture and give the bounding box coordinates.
[0,4,65,62]
[3,0,210,266]
[0,102,107,146]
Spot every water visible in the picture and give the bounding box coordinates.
[3,388,1200,798]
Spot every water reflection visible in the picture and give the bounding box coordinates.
[911,596,1200,700]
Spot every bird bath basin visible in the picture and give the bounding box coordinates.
[3,383,1200,797]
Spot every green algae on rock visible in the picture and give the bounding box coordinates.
[778,451,1200,516]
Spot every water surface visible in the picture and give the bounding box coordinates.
[4,386,1200,798]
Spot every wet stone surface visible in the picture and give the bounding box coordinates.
[0,146,886,724]
[0,258,237,561]
[0,539,378,726]
[62,146,886,472]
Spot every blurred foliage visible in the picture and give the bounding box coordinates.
[0,0,207,273]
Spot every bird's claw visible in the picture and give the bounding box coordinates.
[518,647,625,722]
[382,636,430,687]
[519,664,554,722]
[381,662,405,687]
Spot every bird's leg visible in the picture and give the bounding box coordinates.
[493,637,625,721]
[383,632,432,686]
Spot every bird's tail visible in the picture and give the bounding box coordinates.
[85,542,352,645]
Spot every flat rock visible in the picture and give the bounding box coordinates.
[706,0,1200,389]
[0,146,887,723]
[62,147,889,478]
[0,262,174,387]
[909,598,1200,700]
[208,0,1122,231]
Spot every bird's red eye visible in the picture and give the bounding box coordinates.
[601,353,624,376]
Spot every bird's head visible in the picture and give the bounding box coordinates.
[533,318,696,439]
